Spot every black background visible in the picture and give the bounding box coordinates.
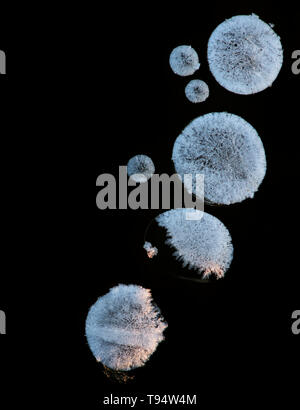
[89,3,299,407]
[0,2,299,408]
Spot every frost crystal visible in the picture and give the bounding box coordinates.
[127,155,155,183]
[185,79,209,103]
[156,209,233,279]
[143,241,158,259]
[207,14,283,94]
[172,112,266,205]
[169,45,200,76]
[85,284,167,371]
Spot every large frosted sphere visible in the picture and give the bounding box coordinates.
[172,112,266,205]
[85,285,167,371]
[207,14,283,94]
[156,209,233,279]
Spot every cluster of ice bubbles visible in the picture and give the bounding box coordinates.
[169,14,282,100]
[169,45,209,104]
[136,111,266,280]
[125,15,275,281]
[156,14,276,276]
[87,14,281,377]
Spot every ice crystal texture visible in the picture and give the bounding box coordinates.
[169,45,200,76]
[172,112,266,205]
[185,79,209,103]
[85,284,167,371]
[156,209,233,279]
[143,241,158,258]
[127,155,155,183]
[207,14,283,94]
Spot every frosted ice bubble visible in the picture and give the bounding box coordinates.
[172,112,266,205]
[169,45,200,77]
[156,209,233,279]
[85,284,167,372]
[127,155,155,183]
[185,79,209,103]
[207,14,283,94]
[143,241,158,259]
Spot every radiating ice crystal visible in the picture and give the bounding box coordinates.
[169,45,200,77]
[172,112,266,205]
[156,209,233,279]
[127,155,155,183]
[207,14,283,94]
[85,284,167,371]
[143,241,158,259]
[185,79,209,103]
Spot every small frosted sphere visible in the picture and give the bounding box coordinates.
[143,241,158,259]
[85,284,167,371]
[169,45,200,76]
[207,14,283,94]
[156,209,233,279]
[172,112,266,205]
[127,155,155,183]
[185,79,209,103]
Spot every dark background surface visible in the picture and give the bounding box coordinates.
[0,2,299,408]
[89,3,299,407]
